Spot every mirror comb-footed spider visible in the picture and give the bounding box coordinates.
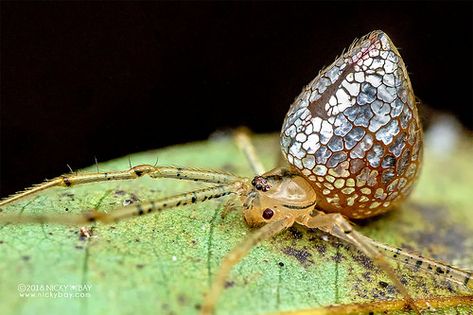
[1,30,472,314]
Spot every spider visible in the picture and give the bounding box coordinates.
[1,30,472,314]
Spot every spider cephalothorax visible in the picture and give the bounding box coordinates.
[243,168,317,227]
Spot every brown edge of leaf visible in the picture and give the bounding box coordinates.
[269,294,473,315]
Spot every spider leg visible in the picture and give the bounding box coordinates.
[0,165,242,207]
[297,212,421,314]
[0,182,243,225]
[234,127,266,175]
[308,216,473,290]
[200,216,294,315]
[358,234,473,290]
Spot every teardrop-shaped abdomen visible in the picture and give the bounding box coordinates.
[280,30,423,219]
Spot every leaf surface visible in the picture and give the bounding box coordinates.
[1,132,472,315]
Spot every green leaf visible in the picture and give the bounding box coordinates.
[1,132,472,315]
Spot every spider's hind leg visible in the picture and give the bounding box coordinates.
[298,211,421,314]
[233,127,266,175]
[359,233,473,291]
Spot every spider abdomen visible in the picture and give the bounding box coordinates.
[280,30,423,219]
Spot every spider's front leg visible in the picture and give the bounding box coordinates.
[200,215,295,315]
[0,165,241,208]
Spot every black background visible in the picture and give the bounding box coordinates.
[1,2,472,196]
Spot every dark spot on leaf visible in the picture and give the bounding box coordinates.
[0,240,4,244]
[21,255,31,261]
[332,252,344,263]
[352,254,375,270]
[178,294,188,305]
[136,264,145,269]
[278,262,284,267]
[411,204,469,255]
[282,247,313,266]
[352,282,369,300]
[75,245,84,250]
[122,193,140,206]
[313,243,326,256]
[446,282,455,293]
[115,190,126,196]
[60,192,75,199]
[161,303,170,311]
[403,303,413,311]
[386,283,396,295]
[288,227,303,239]
[400,276,408,285]
[224,280,235,288]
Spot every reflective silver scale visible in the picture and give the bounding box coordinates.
[280,30,423,219]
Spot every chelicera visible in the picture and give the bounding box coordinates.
[1,30,471,314]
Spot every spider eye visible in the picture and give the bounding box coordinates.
[262,208,274,220]
[255,183,262,190]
